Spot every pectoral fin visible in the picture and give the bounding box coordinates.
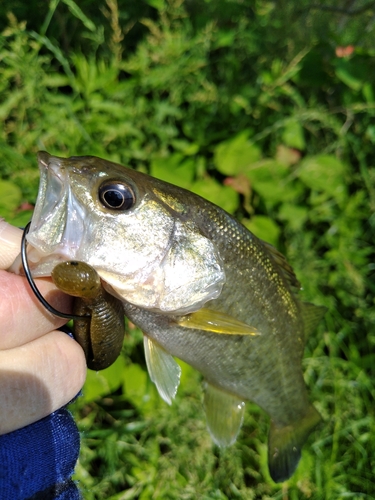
[268,403,322,482]
[178,308,259,336]
[143,336,181,405]
[203,381,245,447]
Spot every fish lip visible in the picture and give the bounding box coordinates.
[28,153,65,251]
[23,247,75,277]
[26,152,86,273]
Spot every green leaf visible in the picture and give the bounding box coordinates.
[243,216,280,246]
[170,139,199,156]
[83,355,125,403]
[246,159,289,183]
[365,125,375,144]
[282,120,305,150]
[62,0,96,32]
[177,360,197,394]
[150,154,195,189]
[278,203,308,231]
[123,363,158,411]
[276,145,301,166]
[8,210,33,227]
[362,82,374,104]
[190,177,239,214]
[214,130,261,176]
[214,30,236,49]
[0,180,22,218]
[334,58,367,91]
[297,155,348,202]
[145,0,166,10]
[245,159,298,205]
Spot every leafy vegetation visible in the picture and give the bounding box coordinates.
[0,0,374,498]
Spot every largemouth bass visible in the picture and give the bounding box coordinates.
[18,151,325,482]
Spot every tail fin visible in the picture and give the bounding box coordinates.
[268,404,321,483]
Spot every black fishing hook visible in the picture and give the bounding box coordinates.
[21,222,89,320]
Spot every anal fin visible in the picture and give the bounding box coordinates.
[203,381,245,447]
[143,336,181,405]
[268,403,322,482]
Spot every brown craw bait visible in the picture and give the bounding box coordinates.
[51,261,125,371]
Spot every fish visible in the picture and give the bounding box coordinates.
[17,151,325,482]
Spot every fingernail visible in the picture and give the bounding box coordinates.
[0,219,23,270]
[0,219,22,243]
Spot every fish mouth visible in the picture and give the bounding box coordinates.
[25,151,86,277]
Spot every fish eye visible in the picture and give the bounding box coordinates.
[98,181,135,211]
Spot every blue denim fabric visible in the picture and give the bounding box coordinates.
[0,407,80,500]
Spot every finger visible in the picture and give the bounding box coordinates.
[0,220,22,270]
[0,270,73,350]
[0,330,86,435]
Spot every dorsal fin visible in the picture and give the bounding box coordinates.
[301,302,327,340]
[261,240,301,291]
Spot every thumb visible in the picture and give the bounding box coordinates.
[0,219,22,270]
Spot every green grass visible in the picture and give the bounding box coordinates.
[1,1,374,498]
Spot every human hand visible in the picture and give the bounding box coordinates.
[0,219,86,435]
